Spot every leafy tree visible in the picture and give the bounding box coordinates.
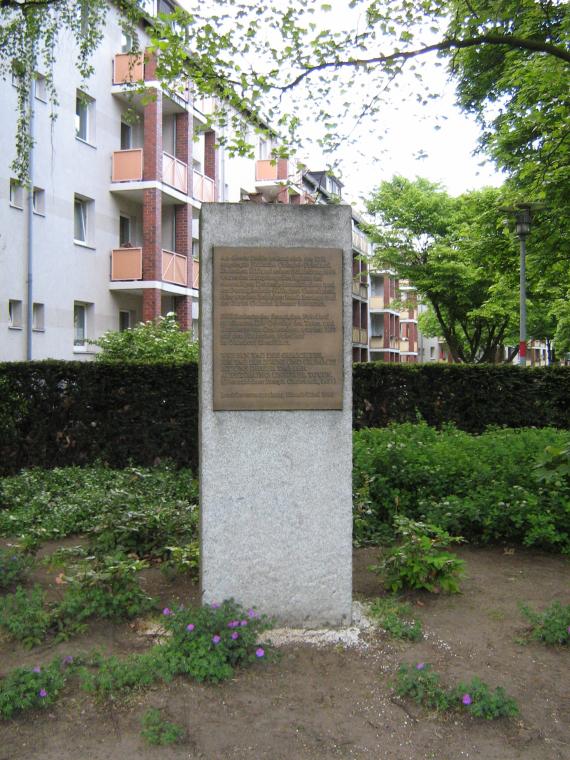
[92,313,198,364]
[366,176,523,363]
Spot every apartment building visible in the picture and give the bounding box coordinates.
[1,1,375,362]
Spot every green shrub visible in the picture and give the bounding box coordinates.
[0,586,51,648]
[160,541,200,580]
[0,548,33,590]
[395,663,519,719]
[141,708,186,746]
[0,659,67,719]
[519,601,570,645]
[368,597,423,641]
[353,423,570,551]
[373,517,465,593]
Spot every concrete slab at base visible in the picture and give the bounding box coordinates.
[199,203,353,626]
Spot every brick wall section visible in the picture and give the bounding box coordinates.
[142,188,162,281]
[204,130,217,198]
[143,88,162,181]
[175,296,192,331]
[175,111,192,196]
[142,289,162,322]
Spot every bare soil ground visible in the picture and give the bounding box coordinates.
[1,545,569,760]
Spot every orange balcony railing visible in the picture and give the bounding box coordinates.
[162,152,188,194]
[112,149,143,182]
[255,159,291,182]
[360,328,368,344]
[111,247,143,281]
[192,258,200,289]
[370,336,384,349]
[113,53,144,85]
[193,170,215,202]
[162,249,188,286]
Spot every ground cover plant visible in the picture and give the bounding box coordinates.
[353,423,570,551]
[368,597,423,641]
[141,708,186,746]
[0,547,33,590]
[372,517,465,593]
[395,663,519,720]
[519,601,570,645]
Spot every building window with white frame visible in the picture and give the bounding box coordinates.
[73,302,90,346]
[34,73,47,101]
[9,179,24,209]
[8,300,23,329]
[74,194,93,244]
[119,310,131,331]
[120,121,132,150]
[32,303,45,331]
[119,214,131,246]
[33,187,45,215]
[75,90,95,143]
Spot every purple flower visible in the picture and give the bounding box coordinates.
[240,620,248,627]
[231,632,239,640]
[227,620,238,629]
[415,663,425,670]
[212,635,221,645]
[33,666,41,674]
[62,656,74,666]
[162,607,172,616]
[186,623,195,632]
[462,694,472,706]
[247,608,257,618]
[38,689,48,699]
[567,626,570,634]
[210,603,220,609]
[255,647,265,658]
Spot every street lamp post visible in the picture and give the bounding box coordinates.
[514,206,532,367]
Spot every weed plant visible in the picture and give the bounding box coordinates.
[0,657,69,719]
[141,708,186,746]
[519,601,570,645]
[368,597,423,641]
[0,548,33,590]
[353,423,570,551]
[395,663,519,719]
[0,586,51,648]
[373,517,465,593]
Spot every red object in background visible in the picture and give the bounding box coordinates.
[519,341,527,358]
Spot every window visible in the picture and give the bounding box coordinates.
[120,32,133,53]
[75,90,94,143]
[32,303,45,331]
[120,121,132,150]
[73,302,89,346]
[33,187,45,215]
[8,300,23,329]
[192,239,199,259]
[119,310,131,331]
[9,179,24,209]
[430,346,435,359]
[119,215,131,246]
[34,73,47,102]
[74,194,93,244]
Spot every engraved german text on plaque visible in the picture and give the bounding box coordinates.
[213,247,343,411]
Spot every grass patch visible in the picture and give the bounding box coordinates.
[368,597,423,641]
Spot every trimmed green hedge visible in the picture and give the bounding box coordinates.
[0,362,198,475]
[1,362,569,474]
[353,363,570,433]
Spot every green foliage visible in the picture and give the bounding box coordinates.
[353,422,570,552]
[0,465,198,556]
[519,601,570,646]
[0,586,51,648]
[80,599,273,698]
[141,708,185,746]
[0,362,199,475]
[368,597,423,641]
[92,313,198,365]
[0,547,33,590]
[374,517,465,593]
[0,658,67,720]
[161,541,200,580]
[395,663,519,719]
[533,444,570,486]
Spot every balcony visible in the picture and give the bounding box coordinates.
[163,152,188,194]
[192,258,200,289]
[360,328,368,344]
[112,149,143,182]
[352,281,368,299]
[370,296,387,310]
[162,250,188,287]
[352,230,371,255]
[111,247,143,281]
[193,170,215,202]
[370,336,384,350]
[113,53,144,85]
[255,159,291,182]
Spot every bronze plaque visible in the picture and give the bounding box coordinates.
[213,247,343,411]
